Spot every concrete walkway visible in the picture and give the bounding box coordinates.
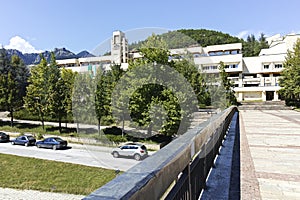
[240,110,300,199]
[0,187,84,200]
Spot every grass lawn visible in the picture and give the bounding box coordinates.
[0,153,117,195]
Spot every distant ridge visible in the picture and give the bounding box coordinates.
[5,48,95,65]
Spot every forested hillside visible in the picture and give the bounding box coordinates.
[129,29,268,57]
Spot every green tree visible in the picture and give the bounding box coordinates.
[118,34,199,137]
[279,39,300,107]
[0,49,29,127]
[72,72,96,133]
[104,64,125,135]
[173,56,210,107]
[95,68,112,136]
[258,33,269,50]
[61,68,77,125]
[129,29,243,50]
[24,55,50,130]
[243,33,269,57]
[219,62,237,107]
[47,53,69,133]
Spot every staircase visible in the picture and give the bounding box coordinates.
[238,101,292,110]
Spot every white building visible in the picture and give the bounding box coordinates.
[111,30,128,64]
[56,30,129,74]
[236,34,300,101]
[167,34,300,102]
[56,31,300,102]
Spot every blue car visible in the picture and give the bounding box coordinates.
[11,135,36,146]
[36,137,68,150]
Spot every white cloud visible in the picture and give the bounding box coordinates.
[236,30,249,39]
[4,36,42,53]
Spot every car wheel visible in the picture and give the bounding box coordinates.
[134,154,141,161]
[25,142,29,147]
[52,145,57,150]
[11,141,15,145]
[112,151,119,158]
[37,144,41,148]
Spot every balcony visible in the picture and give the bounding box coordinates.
[242,77,260,84]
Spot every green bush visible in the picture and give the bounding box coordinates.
[105,134,127,145]
[100,115,115,125]
[103,126,123,135]
[36,133,44,140]
[12,108,74,123]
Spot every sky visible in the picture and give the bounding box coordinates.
[1,0,300,55]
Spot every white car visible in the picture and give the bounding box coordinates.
[111,143,148,161]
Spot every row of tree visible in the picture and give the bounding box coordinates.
[0,49,29,127]
[0,35,238,136]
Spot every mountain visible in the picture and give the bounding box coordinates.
[5,48,95,65]
[76,50,95,58]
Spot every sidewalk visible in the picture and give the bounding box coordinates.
[240,110,300,199]
[0,187,84,200]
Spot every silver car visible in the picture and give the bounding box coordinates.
[111,143,148,161]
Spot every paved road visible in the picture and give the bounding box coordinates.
[0,141,144,171]
[240,109,300,200]
[0,141,154,199]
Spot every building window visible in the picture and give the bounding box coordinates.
[275,64,283,68]
[263,64,269,69]
[203,65,218,70]
[225,64,238,69]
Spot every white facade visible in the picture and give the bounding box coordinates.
[168,34,300,102]
[56,31,300,102]
[111,30,128,64]
[56,30,129,73]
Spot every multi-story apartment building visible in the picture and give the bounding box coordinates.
[56,31,300,102]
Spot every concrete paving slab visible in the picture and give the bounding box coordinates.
[240,110,300,200]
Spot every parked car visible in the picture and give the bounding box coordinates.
[0,132,10,142]
[36,137,67,150]
[11,135,36,146]
[111,143,148,161]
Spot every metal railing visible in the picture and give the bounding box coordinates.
[84,106,238,200]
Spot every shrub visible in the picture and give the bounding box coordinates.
[103,126,123,135]
[105,134,127,145]
[36,133,44,140]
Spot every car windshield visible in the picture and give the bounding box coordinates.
[27,136,35,140]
